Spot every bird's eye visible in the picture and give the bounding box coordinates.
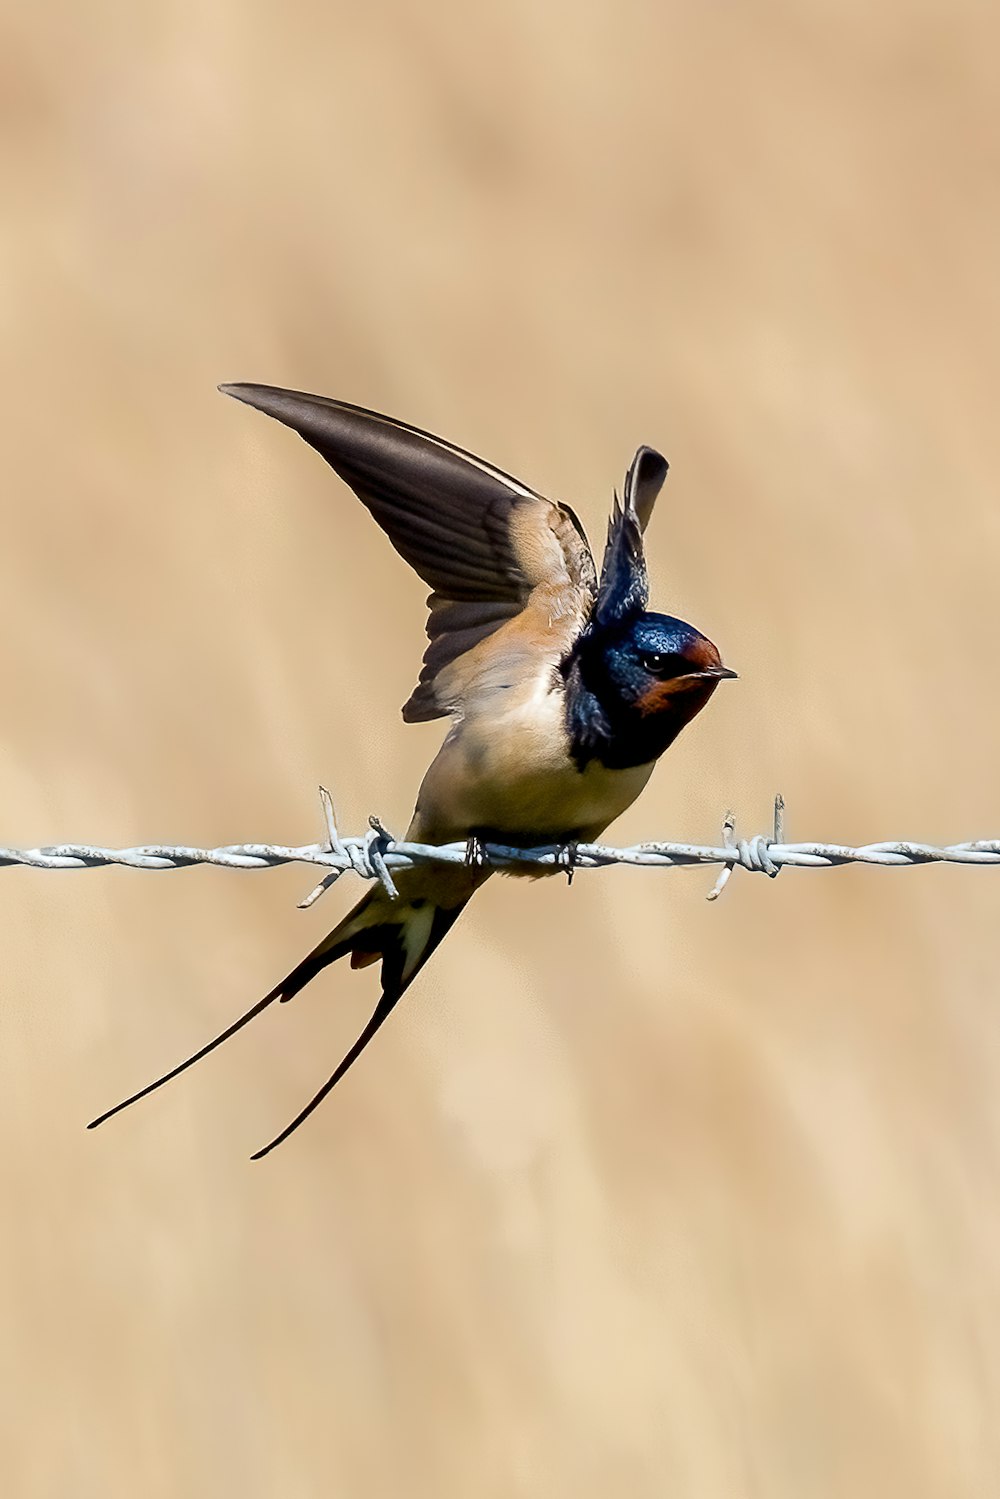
[640,650,690,677]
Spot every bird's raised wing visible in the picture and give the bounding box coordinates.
[221,384,597,721]
[592,446,669,628]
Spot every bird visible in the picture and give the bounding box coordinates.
[89,384,735,1158]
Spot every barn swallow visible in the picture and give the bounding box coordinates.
[90,385,734,1157]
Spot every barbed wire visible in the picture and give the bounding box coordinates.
[1,790,998,905]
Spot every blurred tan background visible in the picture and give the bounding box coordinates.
[2,1,999,1495]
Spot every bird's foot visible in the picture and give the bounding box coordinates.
[464,832,487,869]
[555,839,580,886]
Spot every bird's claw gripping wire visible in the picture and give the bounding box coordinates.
[555,840,580,885]
[464,832,486,869]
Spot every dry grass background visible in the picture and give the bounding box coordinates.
[2,1,999,1494]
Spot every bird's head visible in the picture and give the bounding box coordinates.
[601,612,736,716]
[565,611,735,769]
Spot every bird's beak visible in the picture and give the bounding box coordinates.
[674,665,738,688]
[686,666,738,681]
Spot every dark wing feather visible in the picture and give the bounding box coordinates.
[625,445,669,533]
[593,445,669,627]
[221,384,596,720]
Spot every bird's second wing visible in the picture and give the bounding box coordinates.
[591,446,669,628]
[221,384,597,720]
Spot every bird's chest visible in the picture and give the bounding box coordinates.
[414,677,654,841]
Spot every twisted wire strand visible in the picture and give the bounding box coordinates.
[5,839,1000,873]
[1,790,998,904]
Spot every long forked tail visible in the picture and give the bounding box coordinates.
[87,884,473,1158]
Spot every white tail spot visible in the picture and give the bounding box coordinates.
[401,903,436,984]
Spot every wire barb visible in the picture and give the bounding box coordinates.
[297,786,346,910]
[365,817,399,901]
